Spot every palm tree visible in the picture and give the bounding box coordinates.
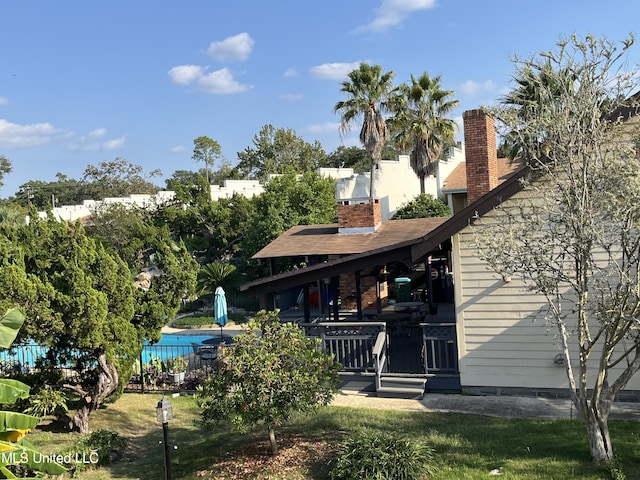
[334,63,396,198]
[499,60,577,162]
[196,262,236,298]
[389,72,459,193]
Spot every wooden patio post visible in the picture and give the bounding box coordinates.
[355,270,363,321]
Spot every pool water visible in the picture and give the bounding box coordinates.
[141,333,218,364]
[147,334,212,347]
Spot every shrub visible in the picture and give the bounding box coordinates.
[23,387,68,419]
[329,429,437,480]
[65,429,129,475]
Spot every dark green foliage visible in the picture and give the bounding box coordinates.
[81,157,161,199]
[196,310,340,454]
[330,429,437,480]
[392,194,450,219]
[236,124,327,181]
[241,169,336,258]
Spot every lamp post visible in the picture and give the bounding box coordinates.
[156,397,173,480]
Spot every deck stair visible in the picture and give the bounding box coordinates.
[376,374,426,399]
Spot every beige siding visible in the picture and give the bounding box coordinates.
[453,192,640,392]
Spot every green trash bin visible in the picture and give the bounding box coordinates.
[394,277,412,303]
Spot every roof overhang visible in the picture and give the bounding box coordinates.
[241,166,529,296]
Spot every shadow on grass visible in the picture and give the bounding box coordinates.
[51,395,640,480]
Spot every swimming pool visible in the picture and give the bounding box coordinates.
[142,333,215,363]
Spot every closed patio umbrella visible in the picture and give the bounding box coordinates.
[214,286,228,338]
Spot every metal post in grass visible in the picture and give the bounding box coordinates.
[156,396,173,480]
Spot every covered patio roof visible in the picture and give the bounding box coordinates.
[241,165,528,296]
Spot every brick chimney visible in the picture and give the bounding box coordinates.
[337,198,381,234]
[463,109,498,204]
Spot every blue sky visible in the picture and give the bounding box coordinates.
[1,0,639,198]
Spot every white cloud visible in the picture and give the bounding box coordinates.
[169,65,251,94]
[310,62,362,80]
[168,65,204,86]
[354,0,437,34]
[0,119,69,148]
[198,68,252,94]
[68,128,125,152]
[278,93,303,102]
[170,145,186,153]
[459,79,497,96]
[284,68,298,78]
[207,32,254,62]
[103,135,126,150]
[0,97,8,106]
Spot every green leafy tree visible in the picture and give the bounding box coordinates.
[16,174,85,210]
[209,158,242,186]
[0,218,139,433]
[196,310,340,455]
[236,124,327,181]
[0,206,24,227]
[165,170,211,206]
[81,158,161,199]
[389,72,459,193]
[0,156,11,192]
[241,170,336,258]
[155,193,254,263]
[477,33,640,465]
[192,136,223,184]
[86,205,199,343]
[391,193,450,219]
[334,63,396,198]
[326,146,371,173]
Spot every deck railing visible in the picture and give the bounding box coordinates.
[421,323,457,374]
[299,322,385,371]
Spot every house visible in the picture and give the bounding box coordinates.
[334,147,465,220]
[243,107,640,399]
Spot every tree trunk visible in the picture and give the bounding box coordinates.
[268,427,279,456]
[369,163,378,199]
[72,354,119,434]
[582,397,614,465]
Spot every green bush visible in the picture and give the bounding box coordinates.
[329,429,437,480]
[65,429,129,476]
[23,387,68,419]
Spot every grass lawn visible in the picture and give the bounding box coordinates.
[27,393,640,479]
[171,312,250,328]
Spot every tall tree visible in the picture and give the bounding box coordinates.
[0,155,11,191]
[165,170,211,206]
[476,34,640,465]
[334,63,396,198]
[86,205,199,342]
[236,125,327,181]
[241,169,336,259]
[192,136,222,184]
[0,218,139,433]
[81,158,161,199]
[389,72,459,193]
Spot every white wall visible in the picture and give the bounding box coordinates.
[40,191,177,222]
[210,179,264,200]
[334,146,465,220]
